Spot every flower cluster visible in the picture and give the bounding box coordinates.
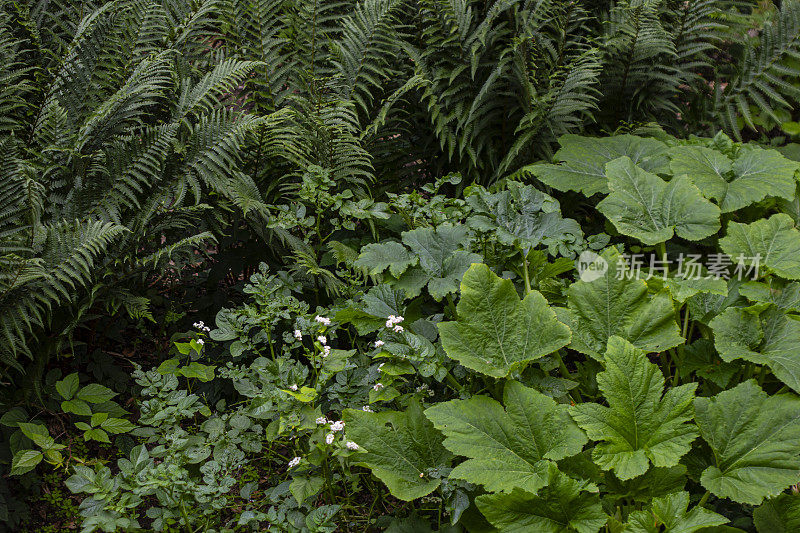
[315,315,331,326]
[346,441,360,451]
[374,340,384,349]
[293,329,302,340]
[373,383,384,391]
[385,314,404,333]
[193,321,211,333]
[288,457,301,469]
[330,420,345,432]
[289,384,299,391]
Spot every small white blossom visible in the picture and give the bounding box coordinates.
[315,315,331,326]
[374,340,384,348]
[330,420,345,432]
[325,433,335,444]
[378,363,385,370]
[294,329,302,340]
[288,457,301,468]
[196,338,205,345]
[385,315,404,328]
[323,345,331,357]
[316,416,328,425]
[373,383,384,391]
[362,405,373,412]
[346,441,360,451]
[317,335,327,345]
[289,384,299,391]
[393,325,404,333]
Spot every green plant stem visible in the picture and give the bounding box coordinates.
[521,248,532,295]
[698,490,711,508]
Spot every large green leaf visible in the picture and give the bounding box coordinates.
[438,263,571,377]
[719,214,800,280]
[529,134,668,197]
[739,280,800,312]
[753,494,800,533]
[398,224,482,300]
[343,400,451,501]
[476,465,607,533]
[710,305,800,393]
[694,380,800,505]
[562,248,683,359]
[625,491,728,533]
[597,157,720,245]
[424,380,586,494]
[669,145,798,213]
[466,180,582,251]
[354,241,416,277]
[569,337,698,480]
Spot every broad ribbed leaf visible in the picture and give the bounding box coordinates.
[739,280,800,312]
[354,241,416,276]
[710,305,800,393]
[597,157,720,245]
[438,263,571,377]
[669,146,798,213]
[396,224,481,300]
[476,465,607,533]
[530,134,668,197]
[625,491,728,533]
[694,380,800,504]
[343,400,451,501]
[719,214,800,280]
[424,380,586,494]
[754,494,800,533]
[466,181,582,250]
[569,337,698,480]
[562,248,683,359]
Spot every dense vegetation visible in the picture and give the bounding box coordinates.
[4,0,800,531]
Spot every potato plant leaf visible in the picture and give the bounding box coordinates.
[343,400,452,501]
[424,380,586,494]
[562,248,683,359]
[475,465,607,533]
[694,380,800,505]
[597,157,720,245]
[569,337,698,480]
[438,263,571,377]
[719,214,800,280]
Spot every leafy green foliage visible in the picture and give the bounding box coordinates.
[569,337,698,480]
[438,263,570,377]
[694,380,800,505]
[425,380,585,494]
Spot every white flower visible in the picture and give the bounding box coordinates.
[378,363,385,369]
[196,338,205,345]
[204,326,211,332]
[316,416,328,425]
[289,384,299,391]
[322,345,331,357]
[288,456,301,468]
[362,405,373,412]
[346,441,360,451]
[325,433,335,444]
[393,325,404,333]
[330,420,345,432]
[373,383,384,391]
[317,335,327,345]
[194,321,205,329]
[374,340,384,348]
[293,329,302,340]
[385,315,404,328]
[315,315,331,326]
